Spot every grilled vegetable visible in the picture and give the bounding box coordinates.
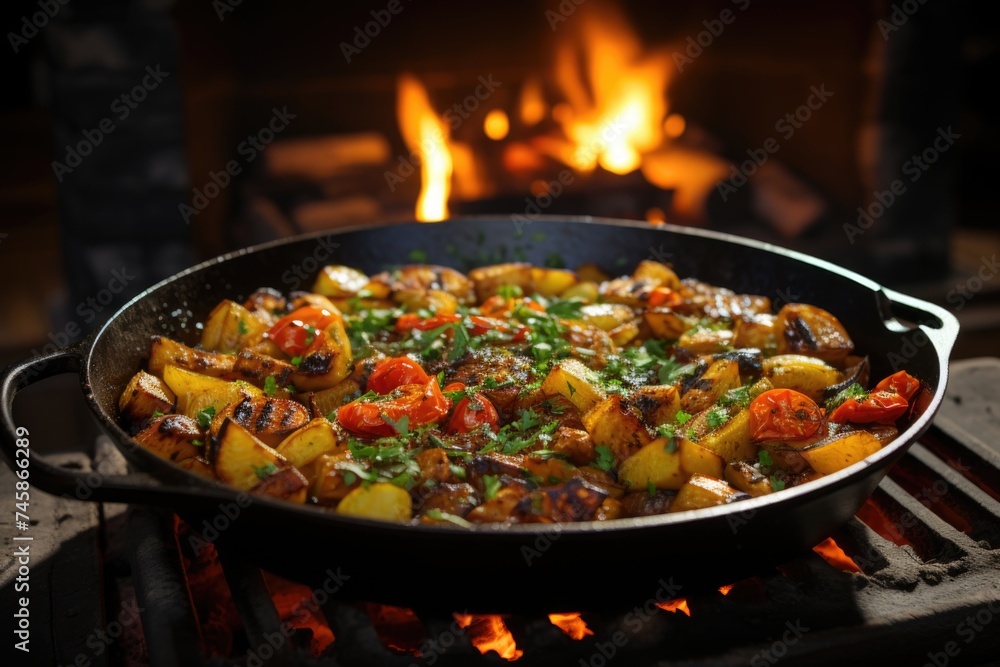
[669,474,749,512]
[214,419,291,492]
[121,258,922,525]
[119,371,176,426]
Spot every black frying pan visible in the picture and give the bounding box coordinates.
[0,217,958,612]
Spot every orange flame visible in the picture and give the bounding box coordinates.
[262,573,336,657]
[812,537,863,573]
[549,5,672,175]
[547,612,594,640]
[718,584,734,596]
[656,598,691,616]
[396,74,452,222]
[519,77,548,126]
[454,614,523,661]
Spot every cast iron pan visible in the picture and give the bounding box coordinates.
[0,217,959,612]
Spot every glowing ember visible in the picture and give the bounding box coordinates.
[549,4,672,175]
[454,614,523,661]
[484,109,510,140]
[656,598,691,616]
[519,77,547,126]
[663,113,686,139]
[396,73,452,222]
[718,584,734,596]
[262,573,336,657]
[366,603,425,655]
[547,612,594,640]
[813,537,863,573]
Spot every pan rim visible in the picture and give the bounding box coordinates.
[83,215,957,537]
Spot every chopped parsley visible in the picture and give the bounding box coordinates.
[592,445,615,472]
[191,439,203,446]
[290,355,302,367]
[325,410,337,422]
[758,449,774,470]
[381,413,410,436]
[706,408,729,429]
[152,410,164,418]
[826,383,868,411]
[718,385,753,409]
[196,406,216,429]
[483,474,502,500]
[254,463,278,479]
[263,376,278,396]
[545,298,584,319]
[664,438,678,453]
[656,423,676,439]
[496,284,524,299]
[237,318,249,335]
[426,508,473,528]
[647,480,656,497]
[770,476,786,491]
[675,410,693,425]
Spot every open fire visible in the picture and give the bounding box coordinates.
[395,3,689,223]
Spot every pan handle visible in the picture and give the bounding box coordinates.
[0,347,237,506]
[878,287,960,367]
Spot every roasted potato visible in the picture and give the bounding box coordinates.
[310,378,362,418]
[119,371,175,426]
[618,437,724,490]
[214,419,291,492]
[669,474,749,512]
[681,359,741,413]
[275,418,343,470]
[312,265,369,298]
[724,461,773,496]
[579,304,635,331]
[763,354,842,403]
[149,336,236,378]
[201,300,269,352]
[581,395,653,463]
[541,359,607,413]
[468,262,535,301]
[337,483,413,521]
[643,308,690,339]
[776,303,854,363]
[231,349,296,390]
[799,429,882,474]
[628,384,682,428]
[134,414,204,464]
[532,267,578,297]
[209,396,310,449]
[688,409,757,463]
[162,364,262,419]
[250,467,308,504]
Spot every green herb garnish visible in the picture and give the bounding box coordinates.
[675,410,693,425]
[196,406,216,429]
[263,376,278,396]
[254,463,278,479]
[770,476,786,491]
[826,383,868,411]
[483,474,502,500]
[592,445,615,472]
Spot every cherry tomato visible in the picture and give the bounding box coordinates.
[874,371,920,402]
[648,287,683,308]
[443,382,500,434]
[366,357,431,394]
[748,388,824,441]
[267,306,339,357]
[395,313,460,333]
[337,378,451,438]
[467,315,527,341]
[828,391,908,425]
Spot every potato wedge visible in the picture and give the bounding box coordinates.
[669,474,748,512]
[678,327,735,355]
[733,313,778,351]
[724,461,773,496]
[134,414,205,464]
[763,354,842,403]
[579,304,635,331]
[681,359,741,413]
[608,319,641,346]
[250,467,308,504]
[559,281,599,302]
[582,395,653,463]
[394,288,459,315]
[628,384,681,428]
[550,427,597,466]
[690,409,757,463]
[312,265,369,298]
[200,300,269,352]
[468,262,535,301]
[632,260,680,290]
[214,419,289,492]
[336,483,412,522]
[289,309,354,392]
[178,456,216,480]
[643,308,689,340]
[532,267,577,297]
[276,418,343,470]
[162,364,261,419]
[618,437,724,490]
[776,303,854,363]
[576,262,609,284]
[231,349,296,389]
[799,429,882,474]
[311,451,362,503]
[149,336,236,378]
[119,371,175,426]
[371,264,475,303]
[541,359,606,413]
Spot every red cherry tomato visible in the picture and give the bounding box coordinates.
[337,378,451,438]
[648,287,683,308]
[748,388,824,441]
[395,313,460,333]
[446,390,500,434]
[366,357,431,394]
[874,371,920,402]
[267,306,339,357]
[828,391,908,425]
